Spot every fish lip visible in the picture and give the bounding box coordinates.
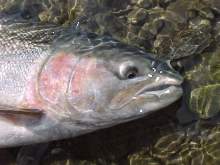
[135,77,183,96]
[136,84,182,96]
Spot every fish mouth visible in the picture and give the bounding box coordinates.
[135,75,183,98]
[136,84,181,96]
[109,74,183,110]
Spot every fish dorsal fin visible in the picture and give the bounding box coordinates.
[0,105,44,125]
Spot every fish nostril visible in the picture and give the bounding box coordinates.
[151,60,184,84]
[155,61,173,72]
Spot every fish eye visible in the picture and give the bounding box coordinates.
[119,62,139,79]
[125,67,138,79]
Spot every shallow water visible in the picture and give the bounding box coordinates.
[0,0,220,165]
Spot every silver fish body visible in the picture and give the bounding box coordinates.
[0,13,183,147]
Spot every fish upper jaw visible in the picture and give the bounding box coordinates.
[135,73,183,96]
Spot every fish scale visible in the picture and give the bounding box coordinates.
[0,29,49,106]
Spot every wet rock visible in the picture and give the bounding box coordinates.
[198,7,215,20]
[136,0,152,9]
[154,25,212,59]
[128,150,160,165]
[188,17,211,29]
[185,54,213,89]
[38,0,86,24]
[0,0,87,24]
[128,124,220,165]
[190,84,220,119]
[184,46,220,119]
[0,0,22,12]
[170,27,212,59]
[151,132,186,159]
[209,47,220,82]
[43,158,116,165]
[138,19,163,38]
[213,20,220,43]
[202,0,220,14]
[93,12,127,39]
[127,8,148,25]
[166,0,194,24]
[153,35,173,58]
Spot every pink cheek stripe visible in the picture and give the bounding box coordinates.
[70,59,88,96]
[38,52,78,104]
[70,58,98,98]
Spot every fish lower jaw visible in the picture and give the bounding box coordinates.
[129,86,183,116]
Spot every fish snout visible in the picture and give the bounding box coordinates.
[161,70,183,86]
[152,60,183,86]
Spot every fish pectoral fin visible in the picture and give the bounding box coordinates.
[0,105,44,125]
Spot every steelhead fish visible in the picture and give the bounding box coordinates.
[0,13,183,147]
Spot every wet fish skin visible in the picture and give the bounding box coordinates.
[0,14,183,147]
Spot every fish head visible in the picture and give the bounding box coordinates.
[66,42,183,126]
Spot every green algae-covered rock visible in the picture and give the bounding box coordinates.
[190,84,220,119]
[185,56,213,89]
[209,48,220,83]
[185,46,220,119]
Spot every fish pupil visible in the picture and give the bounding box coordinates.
[126,68,138,79]
[128,73,136,79]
